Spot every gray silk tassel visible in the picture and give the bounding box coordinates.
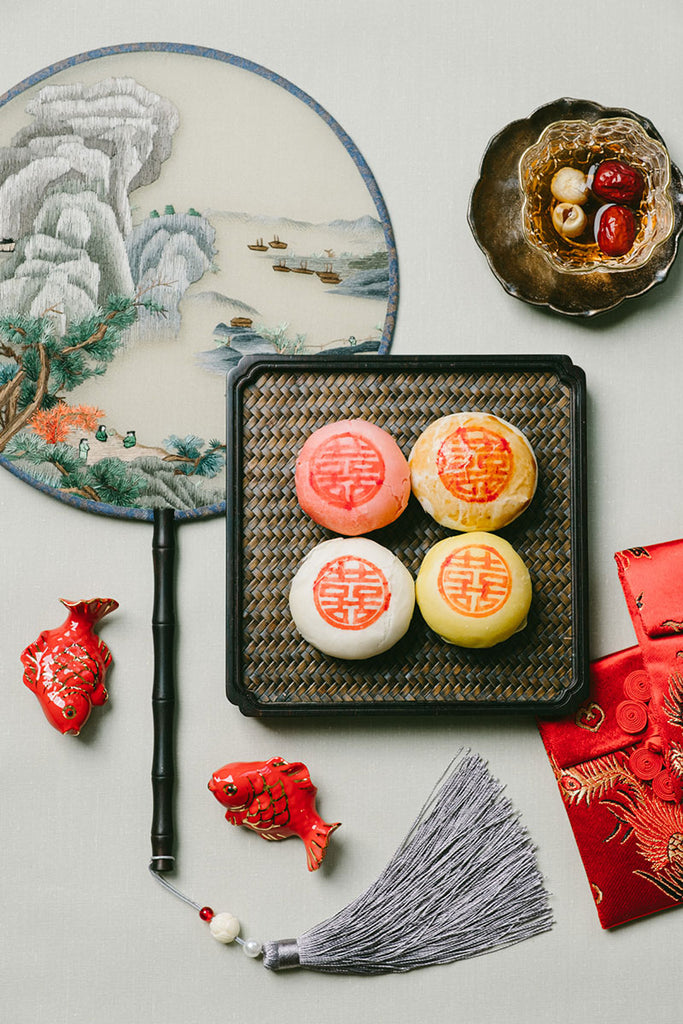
[263,750,553,974]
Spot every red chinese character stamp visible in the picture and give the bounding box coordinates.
[436,427,513,503]
[310,432,385,509]
[313,555,391,630]
[438,544,512,618]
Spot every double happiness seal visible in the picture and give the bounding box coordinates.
[437,543,512,618]
[313,555,391,630]
[437,426,513,503]
[310,432,385,509]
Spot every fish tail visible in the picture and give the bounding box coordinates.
[304,820,341,871]
[60,598,119,624]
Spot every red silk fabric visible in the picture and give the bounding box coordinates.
[538,541,683,928]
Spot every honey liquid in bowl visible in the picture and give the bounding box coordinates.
[519,118,673,274]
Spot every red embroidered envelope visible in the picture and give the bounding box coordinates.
[538,541,683,929]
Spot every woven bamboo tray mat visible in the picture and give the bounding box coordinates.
[226,354,588,715]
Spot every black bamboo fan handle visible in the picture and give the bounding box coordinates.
[151,508,176,873]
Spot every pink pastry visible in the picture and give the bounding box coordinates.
[295,419,410,535]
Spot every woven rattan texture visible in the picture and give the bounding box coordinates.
[236,367,576,709]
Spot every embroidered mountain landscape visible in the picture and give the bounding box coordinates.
[0,70,393,513]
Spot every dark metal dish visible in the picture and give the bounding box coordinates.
[226,353,588,716]
[468,97,683,317]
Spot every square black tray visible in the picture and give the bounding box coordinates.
[226,353,588,716]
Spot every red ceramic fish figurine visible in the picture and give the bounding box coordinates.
[208,757,341,871]
[21,598,119,735]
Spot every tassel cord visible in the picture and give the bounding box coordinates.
[147,749,553,975]
[149,863,203,911]
[148,864,255,951]
[266,751,553,974]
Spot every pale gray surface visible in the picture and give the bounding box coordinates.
[1,2,682,1021]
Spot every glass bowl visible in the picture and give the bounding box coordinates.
[519,117,674,274]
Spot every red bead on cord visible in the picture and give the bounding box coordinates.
[199,907,215,922]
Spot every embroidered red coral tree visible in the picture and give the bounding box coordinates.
[29,403,104,444]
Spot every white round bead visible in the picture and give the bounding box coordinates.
[242,939,263,959]
[209,912,240,944]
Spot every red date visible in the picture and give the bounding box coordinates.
[595,204,637,256]
[591,160,644,205]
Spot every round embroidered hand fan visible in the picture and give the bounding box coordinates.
[0,42,397,872]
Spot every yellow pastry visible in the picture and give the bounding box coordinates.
[409,412,537,532]
[416,533,532,648]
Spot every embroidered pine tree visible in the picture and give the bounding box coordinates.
[4,430,146,505]
[162,434,226,477]
[0,289,167,504]
[0,290,165,453]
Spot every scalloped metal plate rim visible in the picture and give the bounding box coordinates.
[468,96,683,318]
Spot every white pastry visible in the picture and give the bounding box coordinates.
[289,538,415,659]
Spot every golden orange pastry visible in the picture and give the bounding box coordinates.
[409,412,537,532]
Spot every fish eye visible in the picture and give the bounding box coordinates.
[224,783,238,796]
[63,706,77,718]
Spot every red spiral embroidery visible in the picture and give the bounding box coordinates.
[623,670,652,702]
[652,770,683,803]
[629,747,663,780]
[615,700,649,734]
